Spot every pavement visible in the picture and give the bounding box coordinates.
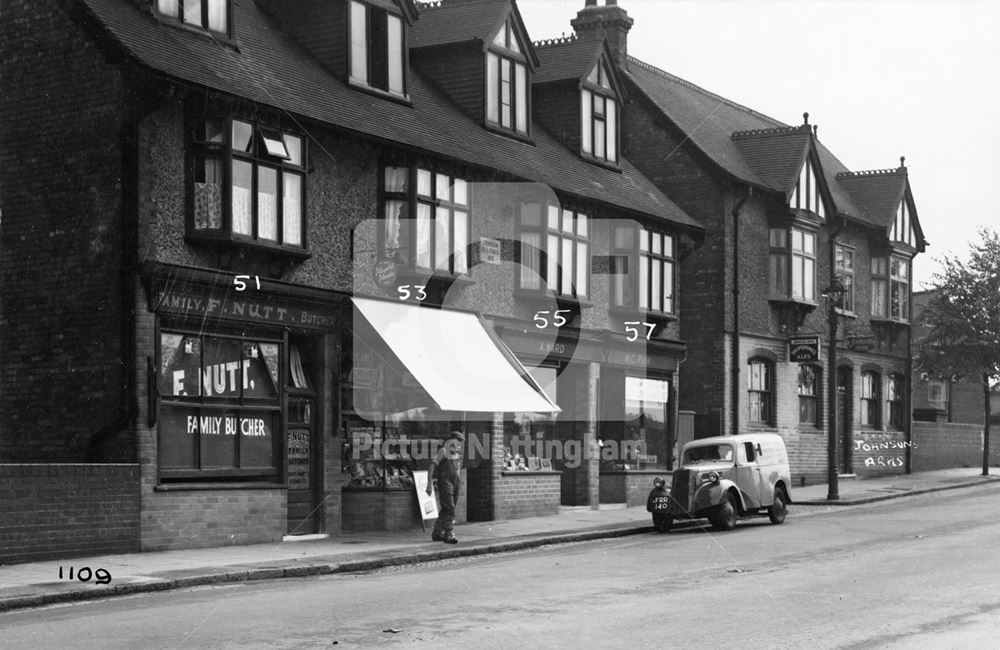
[2,467,997,614]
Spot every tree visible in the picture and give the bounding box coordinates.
[915,227,1000,475]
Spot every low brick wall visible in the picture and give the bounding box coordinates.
[600,470,669,507]
[494,471,561,519]
[912,422,999,471]
[342,475,467,532]
[0,464,140,564]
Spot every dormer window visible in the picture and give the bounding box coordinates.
[581,60,617,164]
[156,0,229,36]
[789,157,825,218]
[486,17,529,136]
[350,1,406,96]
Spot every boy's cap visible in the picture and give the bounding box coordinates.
[449,431,465,442]
[653,476,665,487]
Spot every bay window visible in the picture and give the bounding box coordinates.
[192,116,305,250]
[835,245,855,312]
[770,226,816,302]
[350,0,406,96]
[486,17,528,135]
[381,166,469,275]
[518,204,589,298]
[890,256,910,321]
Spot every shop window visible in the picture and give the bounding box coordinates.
[156,0,229,36]
[613,225,675,314]
[507,366,559,471]
[191,116,306,251]
[798,364,820,427]
[887,373,905,428]
[158,331,281,481]
[835,245,855,313]
[349,0,406,96]
[486,16,529,136]
[380,165,469,275]
[861,370,881,428]
[748,358,774,425]
[602,376,671,471]
[581,60,618,164]
[518,203,589,298]
[770,226,816,302]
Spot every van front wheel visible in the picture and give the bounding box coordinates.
[710,492,739,531]
[768,486,788,524]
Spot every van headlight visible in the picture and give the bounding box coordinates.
[698,471,720,484]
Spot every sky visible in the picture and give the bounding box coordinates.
[516,0,1000,289]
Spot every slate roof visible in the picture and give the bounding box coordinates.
[533,37,598,84]
[731,127,811,194]
[412,0,539,66]
[76,0,699,229]
[835,168,908,229]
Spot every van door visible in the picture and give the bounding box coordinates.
[736,441,764,508]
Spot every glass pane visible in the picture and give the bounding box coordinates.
[652,233,662,255]
[769,228,787,248]
[486,53,499,124]
[547,205,559,230]
[201,338,244,397]
[260,130,288,158]
[803,257,814,300]
[594,95,605,117]
[158,406,198,470]
[508,23,521,53]
[417,168,432,197]
[792,256,804,299]
[283,134,303,166]
[350,1,367,82]
[561,237,573,295]
[663,261,674,312]
[606,99,616,161]
[258,166,278,241]
[433,173,448,201]
[791,228,803,252]
[183,0,202,26]
[454,178,468,205]
[203,119,225,143]
[639,229,649,251]
[577,213,588,237]
[500,58,511,127]
[239,411,276,469]
[581,90,592,154]
[639,255,649,309]
[547,234,559,291]
[595,119,605,159]
[803,231,815,255]
[194,155,223,230]
[515,63,527,134]
[561,210,573,233]
[385,166,408,193]
[387,14,404,94]
[435,207,451,271]
[492,24,506,47]
[520,232,541,290]
[232,120,253,153]
[664,234,674,258]
[199,408,238,469]
[454,211,468,273]
[157,0,179,19]
[384,200,405,258]
[651,260,661,311]
[231,160,253,236]
[207,0,227,33]
[576,242,588,297]
[416,203,432,268]
[587,63,599,85]
[247,342,280,398]
[160,332,201,397]
[282,172,303,246]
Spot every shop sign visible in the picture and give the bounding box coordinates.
[287,429,310,490]
[789,336,821,363]
[479,237,502,265]
[373,259,398,288]
[153,290,338,330]
[625,376,669,404]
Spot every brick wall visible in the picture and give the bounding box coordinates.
[600,470,666,507]
[342,473,467,533]
[0,0,132,462]
[912,422,1000,472]
[0,464,140,564]
[852,430,908,478]
[494,472,561,519]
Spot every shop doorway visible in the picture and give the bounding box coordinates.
[837,367,853,474]
[286,394,318,535]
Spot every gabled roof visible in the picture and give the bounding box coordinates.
[731,126,811,194]
[533,36,627,100]
[412,0,540,67]
[75,0,698,229]
[837,166,926,250]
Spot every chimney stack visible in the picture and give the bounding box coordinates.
[571,0,633,68]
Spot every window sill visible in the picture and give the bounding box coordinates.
[609,305,678,324]
[152,14,239,49]
[768,297,818,309]
[155,482,285,491]
[483,122,534,145]
[186,231,311,261]
[579,153,621,172]
[869,317,910,327]
[347,79,412,106]
[513,289,592,309]
[500,470,561,476]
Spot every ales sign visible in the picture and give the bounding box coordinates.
[789,336,821,363]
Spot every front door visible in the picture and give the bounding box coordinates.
[286,395,317,535]
[837,368,852,474]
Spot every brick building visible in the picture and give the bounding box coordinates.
[0,0,702,559]
[543,0,928,484]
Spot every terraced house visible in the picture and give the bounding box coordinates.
[542,0,927,483]
[0,0,704,560]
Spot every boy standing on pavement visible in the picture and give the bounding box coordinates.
[427,430,464,544]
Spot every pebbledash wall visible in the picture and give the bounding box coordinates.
[0,465,140,564]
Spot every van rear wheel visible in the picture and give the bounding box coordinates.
[768,486,788,525]
[710,491,739,531]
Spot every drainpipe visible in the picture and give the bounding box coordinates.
[826,214,848,500]
[731,186,752,436]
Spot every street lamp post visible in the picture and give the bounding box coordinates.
[822,277,845,501]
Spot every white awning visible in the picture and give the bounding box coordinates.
[352,297,560,414]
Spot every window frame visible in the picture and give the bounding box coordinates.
[860,370,881,429]
[517,204,590,299]
[889,255,911,322]
[580,60,618,165]
[379,164,471,277]
[769,225,817,303]
[835,244,855,314]
[348,0,408,97]
[612,224,675,315]
[887,373,905,429]
[747,358,775,426]
[485,17,530,137]
[797,364,821,427]
[156,326,284,483]
[156,0,231,37]
[188,113,308,254]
